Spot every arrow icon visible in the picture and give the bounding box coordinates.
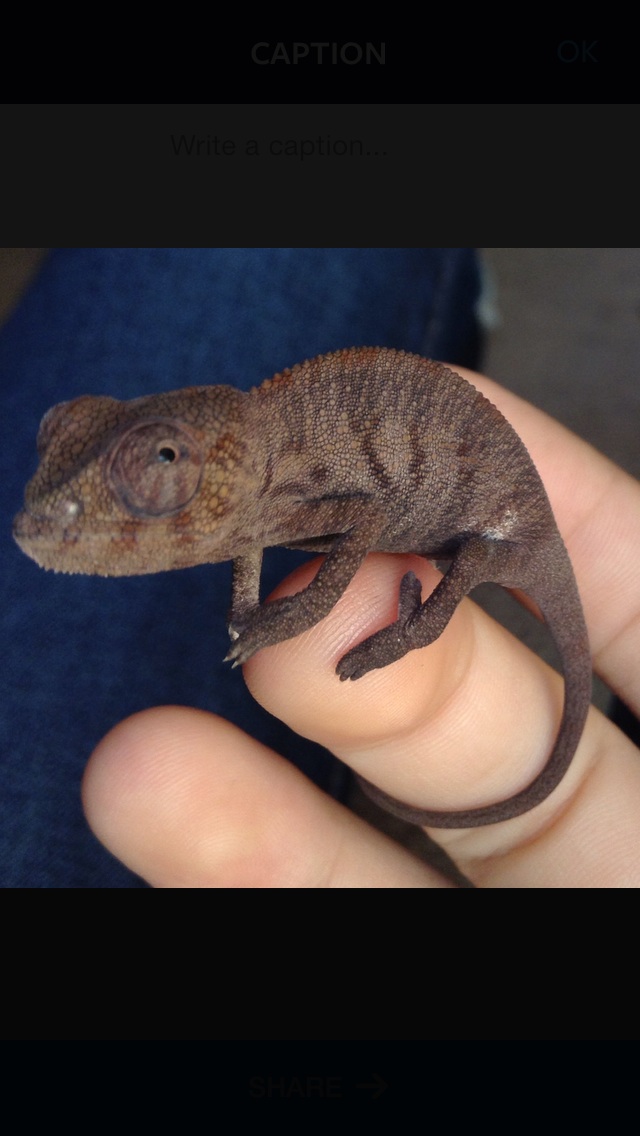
[356,1074,388,1099]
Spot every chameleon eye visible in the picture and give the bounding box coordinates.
[157,446,177,463]
[108,419,203,516]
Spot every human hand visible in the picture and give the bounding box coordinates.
[82,370,640,887]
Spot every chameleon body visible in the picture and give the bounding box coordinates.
[13,347,591,828]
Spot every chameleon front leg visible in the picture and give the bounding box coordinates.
[225,500,388,667]
[228,550,264,629]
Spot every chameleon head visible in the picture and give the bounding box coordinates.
[13,386,252,576]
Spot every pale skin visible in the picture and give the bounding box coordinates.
[81,369,640,888]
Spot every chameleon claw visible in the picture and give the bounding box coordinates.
[397,570,423,621]
[223,641,242,663]
[335,652,369,682]
[224,633,257,667]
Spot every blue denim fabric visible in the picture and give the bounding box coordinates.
[2,248,481,887]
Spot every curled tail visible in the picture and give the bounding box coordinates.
[357,537,592,828]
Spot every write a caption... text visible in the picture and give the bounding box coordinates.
[170,134,387,161]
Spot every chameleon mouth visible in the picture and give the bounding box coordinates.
[12,506,210,577]
[12,508,143,576]
[12,509,85,571]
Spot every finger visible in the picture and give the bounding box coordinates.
[81,705,455,888]
[244,554,640,887]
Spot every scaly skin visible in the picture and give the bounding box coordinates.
[13,348,592,828]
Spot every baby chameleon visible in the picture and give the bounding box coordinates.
[13,347,592,828]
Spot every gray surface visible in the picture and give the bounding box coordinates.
[483,248,640,478]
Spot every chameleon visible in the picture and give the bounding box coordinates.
[13,347,592,828]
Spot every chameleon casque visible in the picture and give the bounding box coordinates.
[13,347,592,828]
